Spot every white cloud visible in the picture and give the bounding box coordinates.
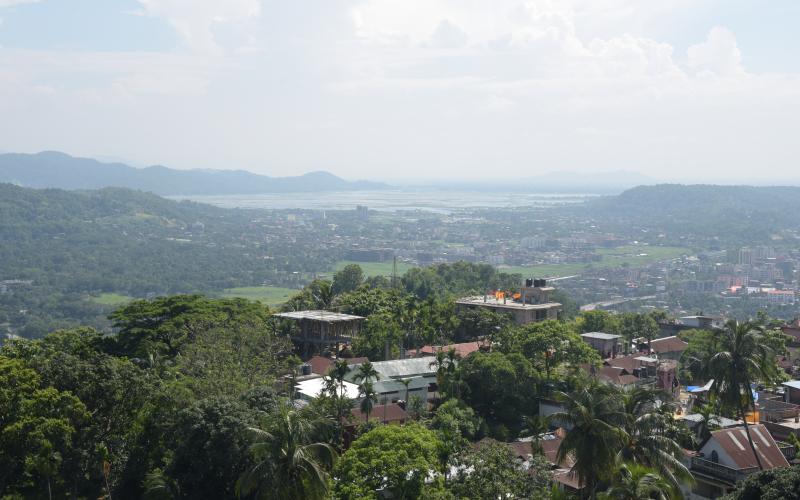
[0,0,40,6]
[135,0,261,53]
[687,26,744,77]
[0,1,798,182]
[426,19,468,49]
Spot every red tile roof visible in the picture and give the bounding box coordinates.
[308,356,369,375]
[308,356,332,375]
[604,354,654,372]
[708,424,789,470]
[781,327,800,345]
[649,336,689,355]
[407,341,488,358]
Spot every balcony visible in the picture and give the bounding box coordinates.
[777,441,797,461]
[690,457,758,485]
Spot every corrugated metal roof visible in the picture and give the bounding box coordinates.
[708,424,789,470]
[352,357,438,378]
[581,332,622,340]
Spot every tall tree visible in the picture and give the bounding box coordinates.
[332,264,364,295]
[616,387,691,490]
[448,441,552,500]
[334,423,444,499]
[602,463,676,500]
[353,361,381,385]
[359,381,378,423]
[237,409,337,500]
[551,382,628,498]
[326,359,353,448]
[708,320,779,471]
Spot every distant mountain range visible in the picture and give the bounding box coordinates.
[0,151,389,195]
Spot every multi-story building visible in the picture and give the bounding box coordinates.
[456,279,561,325]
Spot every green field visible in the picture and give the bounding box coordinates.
[499,245,690,278]
[333,260,416,278]
[220,286,299,305]
[89,293,134,306]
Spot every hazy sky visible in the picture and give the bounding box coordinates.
[1,0,798,183]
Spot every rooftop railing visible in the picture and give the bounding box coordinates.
[690,457,758,484]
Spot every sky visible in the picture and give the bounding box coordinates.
[0,0,798,183]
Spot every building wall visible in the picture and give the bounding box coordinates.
[787,387,800,405]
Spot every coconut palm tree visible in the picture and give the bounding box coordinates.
[550,382,628,498]
[353,361,380,385]
[445,348,461,399]
[237,409,337,500]
[399,378,413,404]
[601,463,676,500]
[324,359,353,449]
[695,403,719,443]
[429,350,448,401]
[616,387,691,490]
[359,381,378,423]
[708,320,776,470]
[309,280,335,309]
[330,359,350,394]
[521,414,550,455]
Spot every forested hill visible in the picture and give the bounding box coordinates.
[0,151,389,195]
[594,184,800,216]
[0,184,333,337]
[582,184,800,243]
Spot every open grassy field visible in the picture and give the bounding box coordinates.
[333,260,416,278]
[89,293,134,306]
[220,286,299,305]
[499,245,690,279]
[595,245,689,267]
[498,263,588,279]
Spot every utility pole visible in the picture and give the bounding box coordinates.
[392,255,398,289]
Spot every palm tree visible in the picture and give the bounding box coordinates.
[309,280,335,309]
[708,320,776,470]
[550,382,628,498]
[445,348,461,399]
[324,359,353,449]
[329,359,350,398]
[695,403,719,443]
[237,409,337,500]
[399,378,413,404]
[601,463,676,500]
[429,350,447,401]
[359,381,378,423]
[616,387,691,490]
[353,361,380,385]
[521,414,550,455]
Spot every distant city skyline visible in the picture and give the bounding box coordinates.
[1,1,798,183]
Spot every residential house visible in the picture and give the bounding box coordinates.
[406,341,488,358]
[580,332,623,358]
[345,357,437,403]
[306,355,369,375]
[688,424,791,499]
[784,380,800,406]
[648,336,689,361]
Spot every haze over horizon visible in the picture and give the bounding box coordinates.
[1,1,798,183]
